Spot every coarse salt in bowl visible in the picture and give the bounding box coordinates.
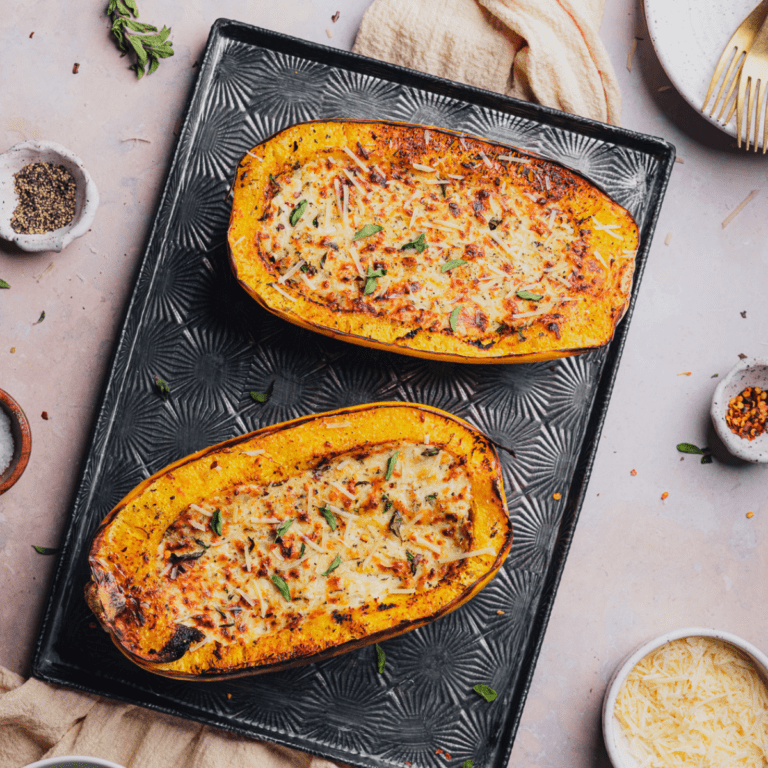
[0,388,32,495]
[602,628,768,768]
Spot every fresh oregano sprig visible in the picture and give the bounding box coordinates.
[107,0,174,79]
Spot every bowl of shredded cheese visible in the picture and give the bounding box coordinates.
[603,628,768,768]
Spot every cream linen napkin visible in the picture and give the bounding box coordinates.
[0,665,339,768]
[352,0,622,125]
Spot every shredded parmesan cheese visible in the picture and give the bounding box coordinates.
[615,636,768,768]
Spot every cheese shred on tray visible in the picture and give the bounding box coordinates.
[615,636,768,768]
[228,120,639,363]
[86,404,511,679]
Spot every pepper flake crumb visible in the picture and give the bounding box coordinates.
[747,511,754,519]
[630,469,637,476]
[552,492,562,500]
[661,492,669,500]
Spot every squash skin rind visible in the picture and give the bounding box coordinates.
[228,119,639,364]
[86,403,512,680]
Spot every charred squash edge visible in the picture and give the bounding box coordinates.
[86,402,512,680]
[227,118,639,365]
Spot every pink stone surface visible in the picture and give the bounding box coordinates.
[1,2,767,767]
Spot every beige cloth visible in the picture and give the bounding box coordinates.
[0,666,339,768]
[353,0,622,125]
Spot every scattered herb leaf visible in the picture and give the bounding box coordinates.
[364,267,386,295]
[275,518,293,540]
[701,454,714,464]
[449,306,461,332]
[211,508,223,536]
[299,542,306,557]
[250,381,274,403]
[153,375,170,402]
[401,233,427,253]
[711,373,719,378]
[473,684,498,702]
[677,443,704,454]
[322,553,341,576]
[312,216,319,227]
[34,311,45,324]
[516,290,543,301]
[383,496,393,513]
[406,551,415,562]
[441,259,467,272]
[426,493,437,501]
[385,451,399,480]
[32,545,59,555]
[462,761,475,768]
[389,510,403,540]
[0,279,9,289]
[376,643,386,673]
[353,223,383,241]
[107,0,174,79]
[319,507,338,531]
[422,447,440,456]
[290,199,308,226]
[271,573,291,601]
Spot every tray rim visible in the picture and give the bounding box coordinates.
[32,16,677,768]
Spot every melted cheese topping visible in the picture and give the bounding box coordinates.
[158,442,478,650]
[257,147,608,339]
[615,637,768,768]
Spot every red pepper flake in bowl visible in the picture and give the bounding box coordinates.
[725,386,768,440]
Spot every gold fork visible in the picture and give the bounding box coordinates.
[738,14,768,150]
[702,0,768,124]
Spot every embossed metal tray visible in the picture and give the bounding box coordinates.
[33,19,675,768]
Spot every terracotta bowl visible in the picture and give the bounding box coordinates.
[0,388,32,494]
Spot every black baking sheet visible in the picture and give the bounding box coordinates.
[33,19,675,768]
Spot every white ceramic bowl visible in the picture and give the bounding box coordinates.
[0,140,99,252]
[602,627,768,768]
[711,357,768,463]
[22,757,127,768]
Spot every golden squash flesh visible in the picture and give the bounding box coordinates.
[86,403,511,679]
[228,120,639,363]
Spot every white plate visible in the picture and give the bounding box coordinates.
[644,0,760,138]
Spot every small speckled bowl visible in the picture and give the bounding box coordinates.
[602,627,768,768]
[0,140,99,252]
[711,357,768,463]
[0,388,32,495]
[22,757,128,768]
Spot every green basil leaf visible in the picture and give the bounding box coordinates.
[449,306,461,332]
[275,518,293,540]
[385,451,399,481]
[34,310,45,324]
[677,442,704,454]
[125,19,156,32]
[251,391,270,403]
[376,643,386,673]
[32,545,59,555]
[299,542,306,557]
[0,280,9,289]
[290,200,308,226]
[441,259,467,272]
[364,267,386,295]
[147,56,159,75]
[271,574,291,601]
[124,0,140,16]
[319,507,338,531]
[401,233,427,253]
[516,290,543,301]
[461,761,475,768]
[153,375,170,402]
[473,684,498,702]
[211,508,223,536]
[353,223,383,241]
[322,554,341,576]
